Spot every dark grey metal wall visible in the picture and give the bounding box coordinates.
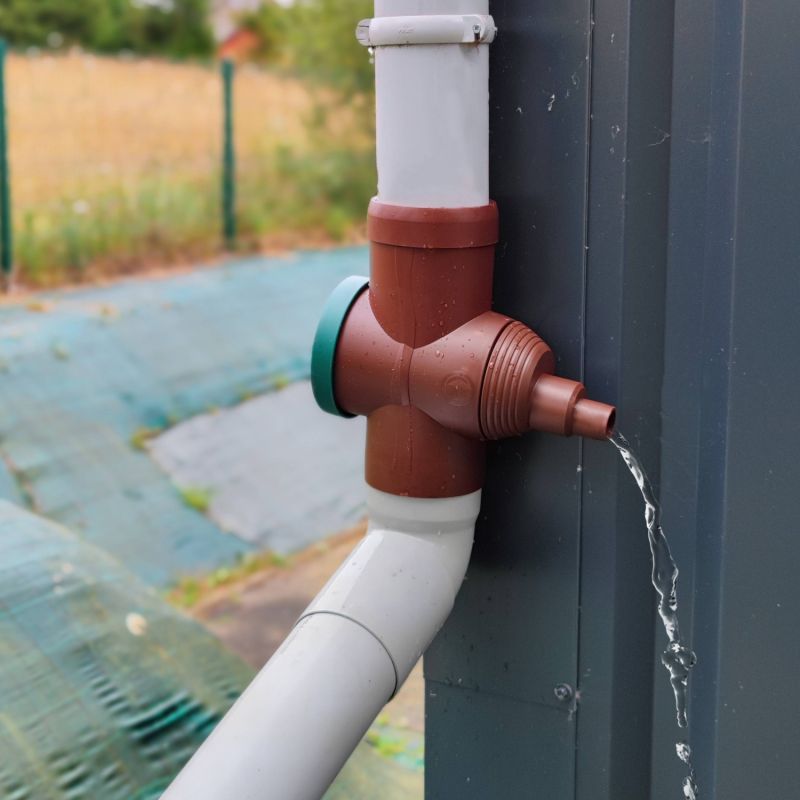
[425,1,800,798]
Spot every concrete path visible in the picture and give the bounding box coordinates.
[150,381,366,554]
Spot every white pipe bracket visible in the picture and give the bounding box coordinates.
[356,14,497,47]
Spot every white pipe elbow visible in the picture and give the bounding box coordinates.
[303,487,480,692]
[163,487,480,800]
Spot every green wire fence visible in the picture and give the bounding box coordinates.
[0,48,244,290]
[0,47,373,290]
[221,58,237,250]
[0,40,12,288]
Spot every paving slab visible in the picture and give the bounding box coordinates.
[150,380,366,554]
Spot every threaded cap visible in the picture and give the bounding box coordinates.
[311,275,369,417]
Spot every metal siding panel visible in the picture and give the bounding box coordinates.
[652,0,717,792]
[427,1,800,797]
[713,2,800,796]
[578,0,675,796]
[425,683,575,799]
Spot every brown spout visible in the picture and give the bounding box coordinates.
[572,398,616,439]
[325,199,615,497]
[480,331,615,442]
[527,376,615,440]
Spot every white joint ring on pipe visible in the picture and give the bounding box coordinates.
[357,14,497,47]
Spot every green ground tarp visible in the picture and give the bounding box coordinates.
[0,248,367,585]
[0,249,423,798]
[0,501,422,799]
[0,500,254,800]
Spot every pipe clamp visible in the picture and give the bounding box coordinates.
[356,15,497,47]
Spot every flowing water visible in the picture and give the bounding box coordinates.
[608,430,699,799]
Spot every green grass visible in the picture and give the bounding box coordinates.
[51,342,71,360]
[234,144,376,247]
[129,426,164,451]
[176,485,213,513]
[272,373,291,391]
[365,730,406,758]
[15,143,376,287]
[16,174,221,285]
[168,549,293,608]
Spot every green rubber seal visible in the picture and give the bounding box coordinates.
[311,275,369,417]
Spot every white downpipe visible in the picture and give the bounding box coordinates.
[164,2,492,796]
[374,0,491,207]
[164,614,395,800]
[162,488,481,800]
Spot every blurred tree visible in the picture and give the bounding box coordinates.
[241,0,372,96]
[241,0,374,135]
[0,0,105,47]
[284,0,373,98]
[238,0,290,65]
[0,0,214,58]
[240,0,377,244]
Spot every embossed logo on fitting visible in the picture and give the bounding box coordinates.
[443,373,474,407]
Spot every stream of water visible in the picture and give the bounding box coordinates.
[608,430,699,799]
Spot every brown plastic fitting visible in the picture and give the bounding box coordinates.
[332,200,615,498]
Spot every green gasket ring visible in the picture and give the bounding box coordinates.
[311,275,369,417]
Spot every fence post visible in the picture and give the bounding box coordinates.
[221,58,236,250]
[0,39,12,290]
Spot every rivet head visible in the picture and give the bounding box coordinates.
[554,683,574,703]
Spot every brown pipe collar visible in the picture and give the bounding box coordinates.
[333,201,615,498]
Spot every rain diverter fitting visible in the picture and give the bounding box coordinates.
[311,200,614,499]
[164,3,615,799]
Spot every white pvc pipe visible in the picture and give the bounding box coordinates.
[374,0,491,207]
[163,488,481,800]
[164,614,394,800]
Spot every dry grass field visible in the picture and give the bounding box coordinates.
[5,52,373,285]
